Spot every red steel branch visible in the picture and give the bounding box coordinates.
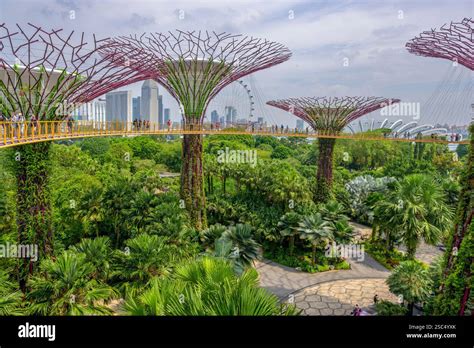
[0,23,146,120]
[406,18,474,71]
[101,30,292,124]
[267,96,401,134]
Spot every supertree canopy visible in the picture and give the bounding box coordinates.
[0,23,147,120]
[406,18,474,70]
[267,96,400,202]
[104,30,291,229]
[0,23,144,291]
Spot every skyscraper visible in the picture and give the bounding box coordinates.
[164,108,170,123]
[105,91,132,128]
[225,106,237,126]
[211,110,219,124]
[158,94,163,128]
[141,79,159,124]
[132,97,141,119]
[296,119,305,130]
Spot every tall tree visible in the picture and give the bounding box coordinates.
[104,31,291,229]
[267,97,400,202]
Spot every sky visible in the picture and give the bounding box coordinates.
[0,0,472,128]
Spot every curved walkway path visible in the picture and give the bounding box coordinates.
[256,251,389,301]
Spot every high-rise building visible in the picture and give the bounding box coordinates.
[132,97,141,119]
[71,98,106,124]
[158,94,163,128]
[106,91,132,128]
[164,108,171,124]
[296,119,305,130]
[257,117,264,124]
[219,116,225,126]
[141,79,159,124]
[225,106,237,126]
[211,110,219,124]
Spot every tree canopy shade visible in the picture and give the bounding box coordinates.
[406,18,474,71]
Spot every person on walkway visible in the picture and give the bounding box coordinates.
[373,294,379,305]
[67,114,74,133]
[280,124,284,134]
[30,114,38,135]
[18,113,25,137]
[351,304,361,316]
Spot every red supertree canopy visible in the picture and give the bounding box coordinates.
[0,23,146,120]
[101,30,291,123]
[267,96,400,134]
[406,18,474,70]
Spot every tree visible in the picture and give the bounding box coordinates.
[0,23,143,291]
[267,97,400,202]
[298,213,334,265]
[107,31,291,230]
[278,212,301,255]
[386,260,432,315]
[374,174,453,258]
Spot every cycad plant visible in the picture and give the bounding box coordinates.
[70,237,112,281]
[124,257,299,316]
[27,251,116,315]
[298,213,334,265]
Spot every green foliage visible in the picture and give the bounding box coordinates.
[375,300,408,316]
[373,174,454,258]
[386,260,432,314]
[124,257,299,316]
[27,251,116,315]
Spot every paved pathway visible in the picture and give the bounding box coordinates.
[256,251,389,301]
[291,278,398,315]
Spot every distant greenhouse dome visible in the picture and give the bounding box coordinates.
[345,118,450,139]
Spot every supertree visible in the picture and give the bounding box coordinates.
[102,30,291,229]
[407,18,474,315]
[0,23,145,290]
[267,96,400,202]
[406,18,474,70]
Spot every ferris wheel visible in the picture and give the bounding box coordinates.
[205,78,255,127]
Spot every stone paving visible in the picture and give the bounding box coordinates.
[290,278,398,315]
[256,250,389,301]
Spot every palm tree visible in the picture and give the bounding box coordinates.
[76,188,104,238]
[298,213,334,265]
[374,174,453,259]
[386,260,432,315]
[124,257,299,316]
[277,211,301,255]
[27,251,116,315]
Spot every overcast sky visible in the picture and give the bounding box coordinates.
[1,0,472,127]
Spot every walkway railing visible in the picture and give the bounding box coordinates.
[0,120,468,149]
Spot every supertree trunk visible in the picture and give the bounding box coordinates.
[181,133,207,230]
[434,123,473,315]
[0,23,146,291]
[105,31,291,230]
[316,138,336,202]
[267,97,400,203]
[14,142,52,291]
